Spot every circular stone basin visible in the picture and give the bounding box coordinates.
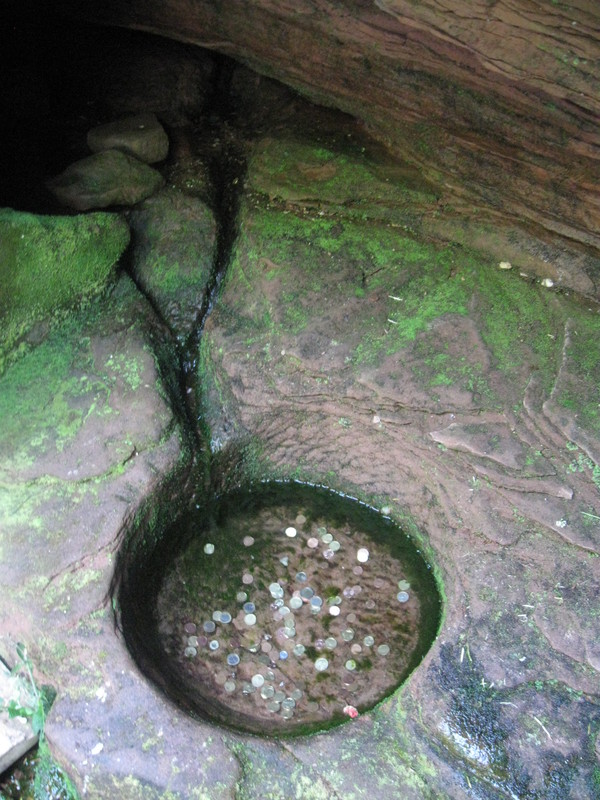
[118,482,441,736]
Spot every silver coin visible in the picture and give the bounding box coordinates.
[243,602,255,613]
[251,674,265,688]
[220,612,232,624]
[285,526,297,538]
[281,708,294,719]
[291,689,303,701]
[328,595,342,606]
[322,533,333,544]
[289,597,303,610]
[324,637,337,650]
[204,543,215,554]
[279,606,291,617]
[243,536,255,547]
[269,582,284,598]
[242,682,255,694]
[365,599,376,609]
[267,701,281,712]
[244,613,257,626]
[273,691,286,702]
[350,643,362,655]
[300,587,314,600]
[242,573,254,585]
[187,636,199,647]
[236,591,248,602]
[330,541,341,552]
[329,606,341,617]
[184,622,197,634]
[295,514,307,525]
[282,698,296,710]
[265,669,275,681]
[209,640,219,651]
[295,572,307,583]
[314,657,329,671]
[397,591,410,603]
[345,659,357,671]
[293,644,306,656]
[261,685,275,699]
[377,644,390,656]
[374,578,384,589]
[363,635,375,647]
[310,596,323,608]
[323,549,335,560]
[227,653,240,666]
[356,548,369,563]
[224,680,236,693]
[212,611,222,622]
[398,579,411,591]
[307,538,319,549]
[341,629,355,641]
[184,646,197,658]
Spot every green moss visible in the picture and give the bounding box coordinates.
[0,208,129,369]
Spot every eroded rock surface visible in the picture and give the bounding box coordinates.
[87,113,169,164]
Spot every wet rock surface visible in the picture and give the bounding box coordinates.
[87,113,169,165]
[1,15,599,800]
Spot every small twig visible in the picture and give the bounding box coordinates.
[532,715,552,741]
[581,511,600,521]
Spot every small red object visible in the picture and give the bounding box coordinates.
[343,705,359,719]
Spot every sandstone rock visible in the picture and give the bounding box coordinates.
[87,113,169,164]
[47,149,164,211]
[0,208,129,370]
[127,189,216,341]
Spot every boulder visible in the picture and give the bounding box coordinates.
[47,149,164,211]
[87,113,169,164]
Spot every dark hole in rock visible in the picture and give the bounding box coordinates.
[115,480,441,736]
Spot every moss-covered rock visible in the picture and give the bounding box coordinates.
[0,208,130,372]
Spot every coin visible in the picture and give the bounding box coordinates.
[224,680,236,693]
[397,579,411,591]
[356,548,369,563]
[285,526,297,538]
[251,674,265,688]
[261,685,275,699]
[244,613,257,626]
[220,612,232,624]
[203,621,216,633]
[279,650,289,660]
[209,640,219,651]
[329,606,341,617]
[295,514,307,525]
[363,635,375,647]
[269,583,284,598]
[184,646,197,658]
[330,541,341,552]
[350,644,362,655]
[243,602,255,613]
[236,591,248,602]
[187,636,199,647]
[282,698,296,710]
[377,644,390,656]
[397,591,410,603]
[204,543,215,554]
[300,587,314,600]
[289,597,303,610]
[341,629,355,642]
[184,623,197,634]
[267,701,281,712]
[243,536,255,547]
[295,572,307,583]
[293,644,305,656]
[291,689,303,701]
[242,573,254,585]
[325,637,337,650]
[314,658,329,671]
[307,538,319,549]
[345,660,357,671]
[227,654,240,666]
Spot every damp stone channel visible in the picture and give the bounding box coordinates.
[117,482,441,736]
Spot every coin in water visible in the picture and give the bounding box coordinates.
[243,602,255,613]
[261,685,275,699]
[328,595,342,605]
[295,571,307,583]
[374,578,384,589]
[343,587,355,598]
[350,643,362,655]
[314,657,329,671]
[307,538,319,549]
[280,556,289,566]
[345,660,357,671]
[243,536,255,547]
[290,597,303,610]
[269,582,284,598]
[281,708,294,720]
[284,617,295,629]
[365,599,376,609]
[397,591,410,603]
[261,641,272,653]
[184,622,197,634]
[291,689,303,700]
[363,635,375,647]
[377,644,390,656]
[242,682,255,694]
[282,697,296,710]
[356,548,369,563]
[184,646,197,658]
[321,532,333,544]
[300,587,314,600]
[323,549,335,560]
[346,613,357,624]
[317,526,327,536]
[187,636,199,647]
[198,636,208,647]
[204,621,216,633]
[330,541,341,552]
[220,612,232,624]
[272,598,284,609]
[279,606,291,617]
[398,579,411,591]
[236,591,248,602]
[267,701,281,713]
[242,573,254,585]
[279,650,289,660]
[341,629,355,642]
[329,606,341,617]
[274,691,286,702]
[224,680,236,693]
[244,613,257,626]
[353,566,363,576]
[325,637,337,650]
[227,653,240,666]
[212,610,222,622]
[285,526,297,538]
[293,644,305,656]
[310,596,323,608]
[215,672,228,686]
[204,543,215,554]
[209,640,219,651]
[352,585,362,595]
[252,674,265,688]
[265,669,275,681]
